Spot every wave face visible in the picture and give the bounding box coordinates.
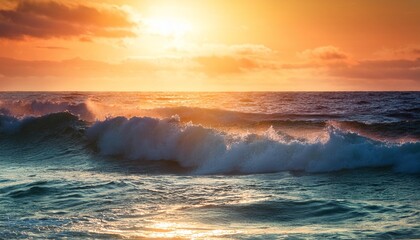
[86,115,420,174]
[0,112,85,136]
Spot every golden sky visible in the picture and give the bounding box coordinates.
[0,0,419,91]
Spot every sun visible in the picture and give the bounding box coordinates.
[145,17,192,38]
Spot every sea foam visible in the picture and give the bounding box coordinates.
[86,116,420,174]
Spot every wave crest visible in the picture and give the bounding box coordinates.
[0,100,95,121]
[86,116,420,174]
[2,111,418,174]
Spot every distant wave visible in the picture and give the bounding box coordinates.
[327,120,420,143]
[0,112,85,137]
[1,99,418,136]
[2,102,418,142]
[0,99,342,123]
[0,100,95,121]
[1,112,419,174]
[149,106,343,124]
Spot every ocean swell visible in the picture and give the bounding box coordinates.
[1,112,419,174]
[0,112,85,136]
[86,115,420,174]
[0,99,95,121]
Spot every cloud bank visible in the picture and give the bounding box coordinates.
[0,0,136,40]
[0,43,419,91]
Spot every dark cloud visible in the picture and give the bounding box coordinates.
[0,0,136,40]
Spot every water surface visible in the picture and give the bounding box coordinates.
[0,92,419,239]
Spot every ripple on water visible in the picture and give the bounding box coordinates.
[190,199,376,224]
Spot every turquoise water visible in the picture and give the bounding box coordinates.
[0,92,419,239]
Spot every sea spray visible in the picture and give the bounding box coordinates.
[86,115,420,174]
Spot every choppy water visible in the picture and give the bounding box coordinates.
[0,92,419,239]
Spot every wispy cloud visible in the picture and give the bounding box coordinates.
[329,59,420,81]
[299,46,349,62]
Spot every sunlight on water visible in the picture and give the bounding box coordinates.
[0,92,419,239]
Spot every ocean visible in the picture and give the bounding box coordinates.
[0,92,419,239]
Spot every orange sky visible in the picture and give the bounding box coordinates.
[0,0,419,91]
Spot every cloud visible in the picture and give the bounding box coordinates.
[0,55,269,79]
[167,44,275,58]
[1,56,419,91]
[0,57,164,78]
[1,53,418,92]
[291,46,420,81]
[164,44,279,75]
[194,56,259,75]
[0,0,136,40]
[0,57,110,77]
[36,46,68,50]
[329,58,420,81]
[0,57,169,91]
[255,45,420,82]
[0,42,283,83]
[299,46,349,61]
[374,46,420,60]
[229,44,274,56]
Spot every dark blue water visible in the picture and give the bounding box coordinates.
[0,92,419,239]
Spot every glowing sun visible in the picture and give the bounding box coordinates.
[145,17,192,37]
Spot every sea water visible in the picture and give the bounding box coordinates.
[0,92,419,239]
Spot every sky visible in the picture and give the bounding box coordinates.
[0,0,419,91]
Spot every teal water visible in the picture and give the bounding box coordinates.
[0,92,419,239]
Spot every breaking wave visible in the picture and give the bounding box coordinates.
[86,115,420,174]
[1,112,419,174]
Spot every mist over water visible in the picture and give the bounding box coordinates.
[0,92,419,239]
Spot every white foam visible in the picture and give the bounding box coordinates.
[86,116,420,174]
